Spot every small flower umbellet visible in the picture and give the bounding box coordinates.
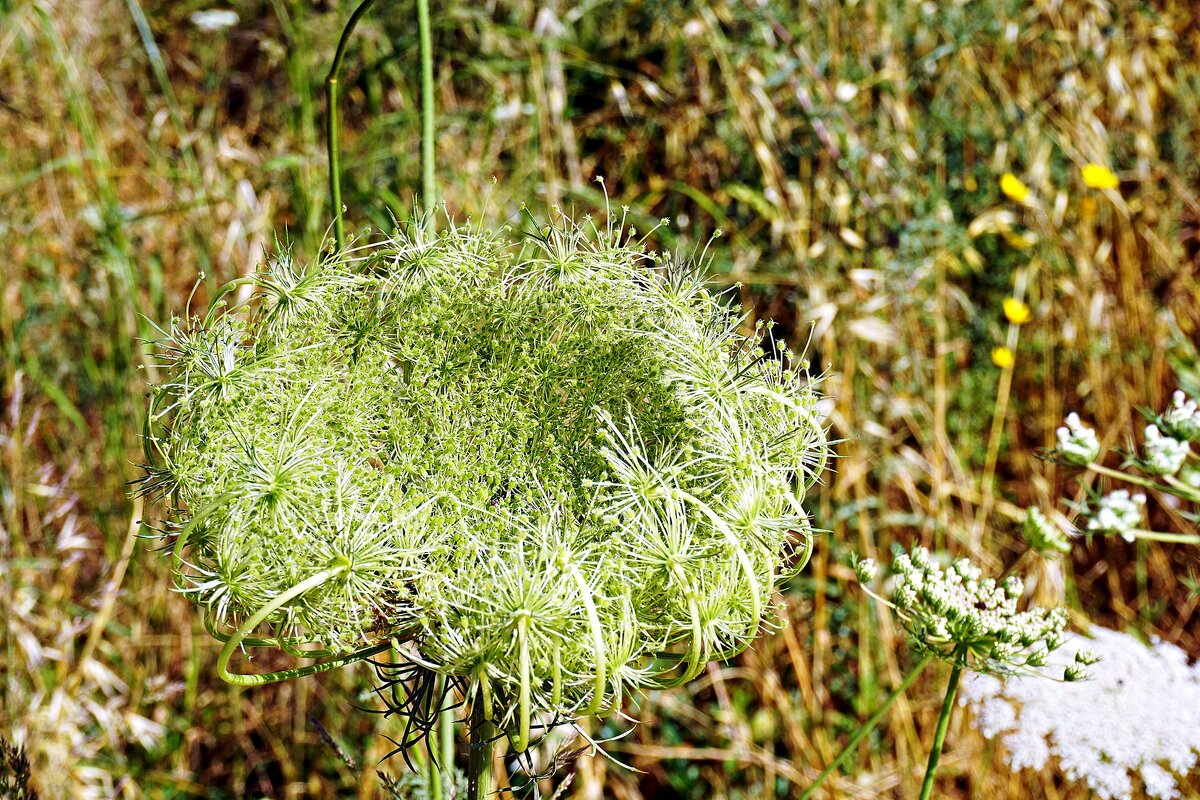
[1022,507,1073,555]
[1157,390,1200,443]
[1139,424,1189,477]
[1085,490,1146,542]
[1053,412,1101,467]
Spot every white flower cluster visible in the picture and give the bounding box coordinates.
[1022,507,1073,555]
[189,9,238,32]
[1160,390,1200,442]
[1140,424,1189,476]
[1086,490,1146,542]
[961,626,1200,800]
[883,547,1068,675]
[1054,412,1101,466]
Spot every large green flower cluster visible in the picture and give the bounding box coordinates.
[141,212,828,746]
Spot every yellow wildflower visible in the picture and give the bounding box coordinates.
[1081,163,1119,190]
[1000,173,1030,203]
[992,346,1015,369]
[1003,298,1032,325]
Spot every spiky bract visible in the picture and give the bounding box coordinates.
[140,210,828,740]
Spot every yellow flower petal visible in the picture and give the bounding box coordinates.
[1003,298,1032,325]
[1081,163,1119,190]
[1000,173,1030,203]
[992,346,1015,369]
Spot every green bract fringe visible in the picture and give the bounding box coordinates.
[140,208,829,732]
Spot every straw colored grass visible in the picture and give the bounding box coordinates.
[2,1,1198,797]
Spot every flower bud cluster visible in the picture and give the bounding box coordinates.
[872,547,1069,676]
[1053,413,1101,466]
[1158,390,1200,442]
[140,210,829,735]
[1085,490,1145,542]
[1021,507,1073,555]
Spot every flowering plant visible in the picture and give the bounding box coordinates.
[139,209,829,772]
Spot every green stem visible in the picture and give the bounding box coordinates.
[439,692,456,790]
[468,693,495,800]
[325,0,437,251]
[799,655,932,800]
[1086,462,1197,500]
[216,561,390,685]
[1125,528,1200,545]
[417,0,435,215]
[428,674,445,800]
[918,659,964,800]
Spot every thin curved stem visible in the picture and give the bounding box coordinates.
[216,561,389,685]
[919,658,964,800]
[652,564,706,689]
[1086,462,1189,498]
[325,0,376,251]
[677,488,763,632]
[799,654,932,800]
[326,0,437,251]
[568,563,608,715]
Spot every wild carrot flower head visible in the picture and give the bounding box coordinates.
[138,209,829,740]
[962,626,1200,800]
[864,547,1070,677]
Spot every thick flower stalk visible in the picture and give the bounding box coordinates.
[138,210,829,751]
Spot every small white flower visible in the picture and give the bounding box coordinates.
[1141,424,1189,476]
[190,9,239,33]
[1086,490,1145,542]
[962,626,1200,800]
[1161,390,1200,442]
[1055,412,1101,466]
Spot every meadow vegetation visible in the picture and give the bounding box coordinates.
[2,0,1199,797]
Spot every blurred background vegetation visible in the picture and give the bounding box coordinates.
[2,0,1199,797]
